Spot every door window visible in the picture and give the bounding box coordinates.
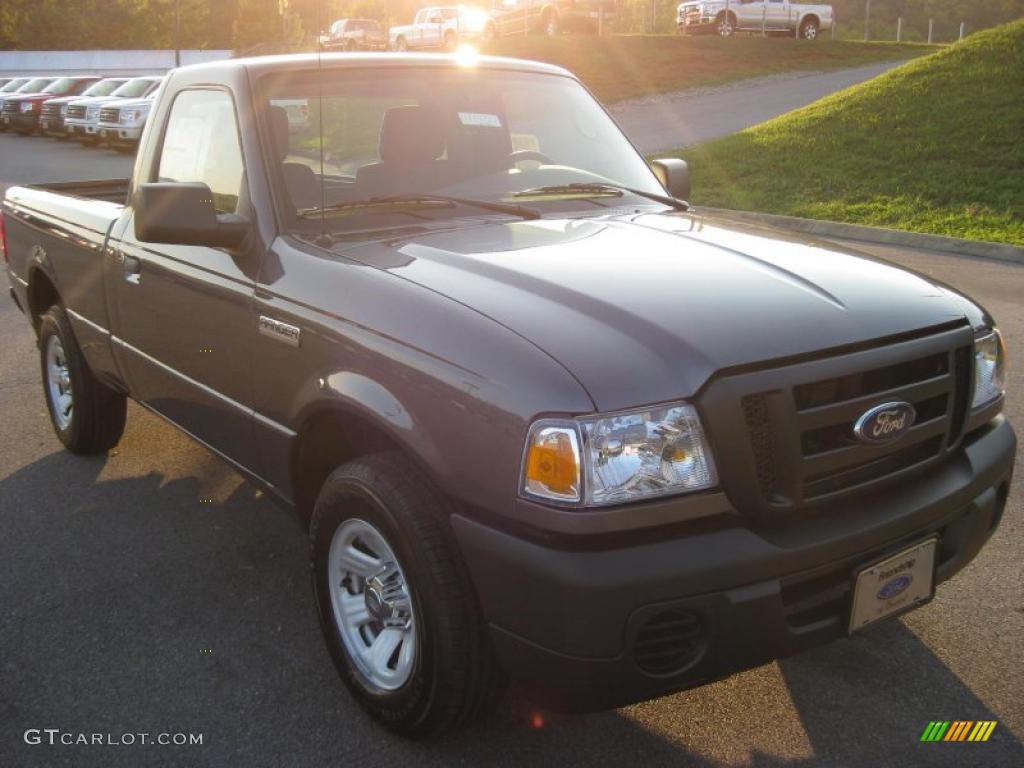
[157,89,246,214]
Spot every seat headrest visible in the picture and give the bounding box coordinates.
[379,106,444,165]
[268,105,290,162]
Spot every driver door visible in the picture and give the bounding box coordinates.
[110,88,261,472]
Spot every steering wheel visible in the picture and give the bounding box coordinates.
[510,149,553,166]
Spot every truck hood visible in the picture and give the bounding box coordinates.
[67,95,125,107]
[345,212,969,412]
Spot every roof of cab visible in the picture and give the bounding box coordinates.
[172,52,576,81]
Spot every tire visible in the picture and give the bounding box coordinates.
[443,30,458,51]
[38,304,126,454]
[395,36,408,52]
[716,12,736,37]
[542,10,560,37]
[800,18,819,40]
[310,453,499,738]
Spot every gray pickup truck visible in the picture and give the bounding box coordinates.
[2,53,1014,738]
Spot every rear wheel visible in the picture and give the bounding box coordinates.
[800,18,819,39]
[716,12,736,37]
[443,30,458,51]
[542,10,560,36]
[38,305,126,454]
[310,453,499,738]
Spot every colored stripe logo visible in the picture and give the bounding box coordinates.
[920,721,997,742]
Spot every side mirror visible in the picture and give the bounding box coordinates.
[650,158,691,201]
[135,182,249,249]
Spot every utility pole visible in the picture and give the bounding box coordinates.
[864,0,870,42]
[174,0,181,67]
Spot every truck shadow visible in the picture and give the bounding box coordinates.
[0,445,1019,767]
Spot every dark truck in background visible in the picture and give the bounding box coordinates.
[1,53,1014,739]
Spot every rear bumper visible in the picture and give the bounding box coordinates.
[452,417,1015,712]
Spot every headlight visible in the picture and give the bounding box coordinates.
[521,402,717,506]
[972,328,1007,408]
[60,104,68,116]
[20,102,35,113]
[461,8,491,31]
[86,107,99,120]
[122,106,150,124]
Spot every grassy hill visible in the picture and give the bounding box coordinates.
[486,35,931,103]
[674,20,1024,245]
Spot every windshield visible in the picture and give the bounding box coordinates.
[83,78,128,97]
[259,66,664,233]
[43,77,85,95]
[19,78,54,93]
[112,78,157,98]
[1,78,30,93]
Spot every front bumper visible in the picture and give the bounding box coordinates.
[6,113,38,131]
[40,116,66,135]
[452,417,1015,712]
[65,120,100,139]
[98,123,144,143]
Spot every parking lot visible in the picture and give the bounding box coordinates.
[1,130,1023,768]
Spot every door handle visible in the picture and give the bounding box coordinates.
[123,254,141,285]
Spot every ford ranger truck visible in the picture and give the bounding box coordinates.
[1,54,1014,739]
[678,0,834,39]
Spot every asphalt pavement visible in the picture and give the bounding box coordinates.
[1,118,1023,768]
[610,61,906,152]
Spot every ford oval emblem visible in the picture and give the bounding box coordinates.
[877,574,913,600]
[853,401,916,445]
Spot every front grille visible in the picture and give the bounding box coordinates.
[634,610,705,675]
[787,344,970,502]
[41,103,60,118]
[66,105,86,120]
[702,325,975,519]
[99,107,119,123]
[2,102,17,117]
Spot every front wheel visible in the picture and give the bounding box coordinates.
[800,18,819,40]
[394,36,408,52]
[443,30,458,51]
[38,305,126,454]
[310,453,499,738]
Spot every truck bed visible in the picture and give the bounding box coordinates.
[28,178,130,205]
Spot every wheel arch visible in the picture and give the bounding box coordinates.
[26,264,61,334]
[800,13,821,29]
[288,383,448,530]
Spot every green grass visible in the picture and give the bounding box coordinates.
[671,21,1024,246]
[486,35,933,103]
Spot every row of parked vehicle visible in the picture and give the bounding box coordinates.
[318,1,618,53]
[0,74,162,152]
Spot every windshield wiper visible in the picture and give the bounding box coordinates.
[512,182,690,211]
[297,193,541,221]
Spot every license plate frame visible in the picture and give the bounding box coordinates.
[848,537,938,634]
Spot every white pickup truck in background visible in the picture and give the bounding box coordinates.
[389,5,494,51]
[677,0,834,39]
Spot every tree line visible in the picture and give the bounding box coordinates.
[1,0,1021,50]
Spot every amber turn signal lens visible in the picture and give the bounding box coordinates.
[523,425,580,502]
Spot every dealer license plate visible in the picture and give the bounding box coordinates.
[849,537,937,633]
